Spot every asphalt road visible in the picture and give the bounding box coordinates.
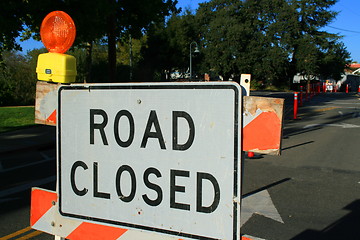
[0,126,56,240]
[0,92,359,240]
[242,92,360,240]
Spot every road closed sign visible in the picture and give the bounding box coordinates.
[58,82,242,240]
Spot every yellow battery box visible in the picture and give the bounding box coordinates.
[36,52,77,83]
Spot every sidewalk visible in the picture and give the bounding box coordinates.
[0,125,55,155]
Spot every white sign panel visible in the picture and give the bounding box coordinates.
[58,82,242,240]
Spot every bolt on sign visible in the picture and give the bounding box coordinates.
[58,82,242,240]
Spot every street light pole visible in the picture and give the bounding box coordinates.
[189,41,199,80]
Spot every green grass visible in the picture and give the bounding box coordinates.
[0,106,35,133]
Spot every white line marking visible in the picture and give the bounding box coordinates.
[303,123,360,129]
[241,190,283,227]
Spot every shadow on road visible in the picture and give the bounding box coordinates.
[291,199,360,240]
[242,178,292,198]
[0,181,56,215]
[281,141,314,151]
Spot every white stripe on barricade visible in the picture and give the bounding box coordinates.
[118,229,179,240]
[32,202,81,237]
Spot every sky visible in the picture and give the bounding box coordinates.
[18,0,360,62]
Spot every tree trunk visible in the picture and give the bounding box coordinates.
[288,47,298,89]
[85,41,93,83]
[129,34,133,81]
[107,12,117,82]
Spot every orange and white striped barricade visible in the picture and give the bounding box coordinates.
[32,82,283,240]
[35,81,60,126]
[43,82,243,240]
[242,96,284,155]
[31,188,264,240]
[35,81,284,156]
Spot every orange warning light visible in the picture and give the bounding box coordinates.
[40,11,76,54]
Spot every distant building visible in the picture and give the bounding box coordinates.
[338,63,360,92]
[293,73,320,83]
[346,63,360,74]
[293,64,360,91]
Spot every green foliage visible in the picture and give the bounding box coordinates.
[1,0,179,82]
[117,36,146,66]
[0,106,35,132]
[194,0,350,86]
[318,41,351,80]
[0,51,37,106]
[0,0,351,88]
[0,1,28,53]
[67,47,88,83]
[140,12,201,80]
[196,0,243,80]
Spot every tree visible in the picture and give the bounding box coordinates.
[318,41,351,80]
[0,51,37,106]
[196,0,245,80]
[238,0,291,85]
[140,11,200,81]
[195,0,349,87]
[1,0,179,82]
[0,1,31,57]
[280,0,345,85]
[1,0,351,87]
[66,0,179,82]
